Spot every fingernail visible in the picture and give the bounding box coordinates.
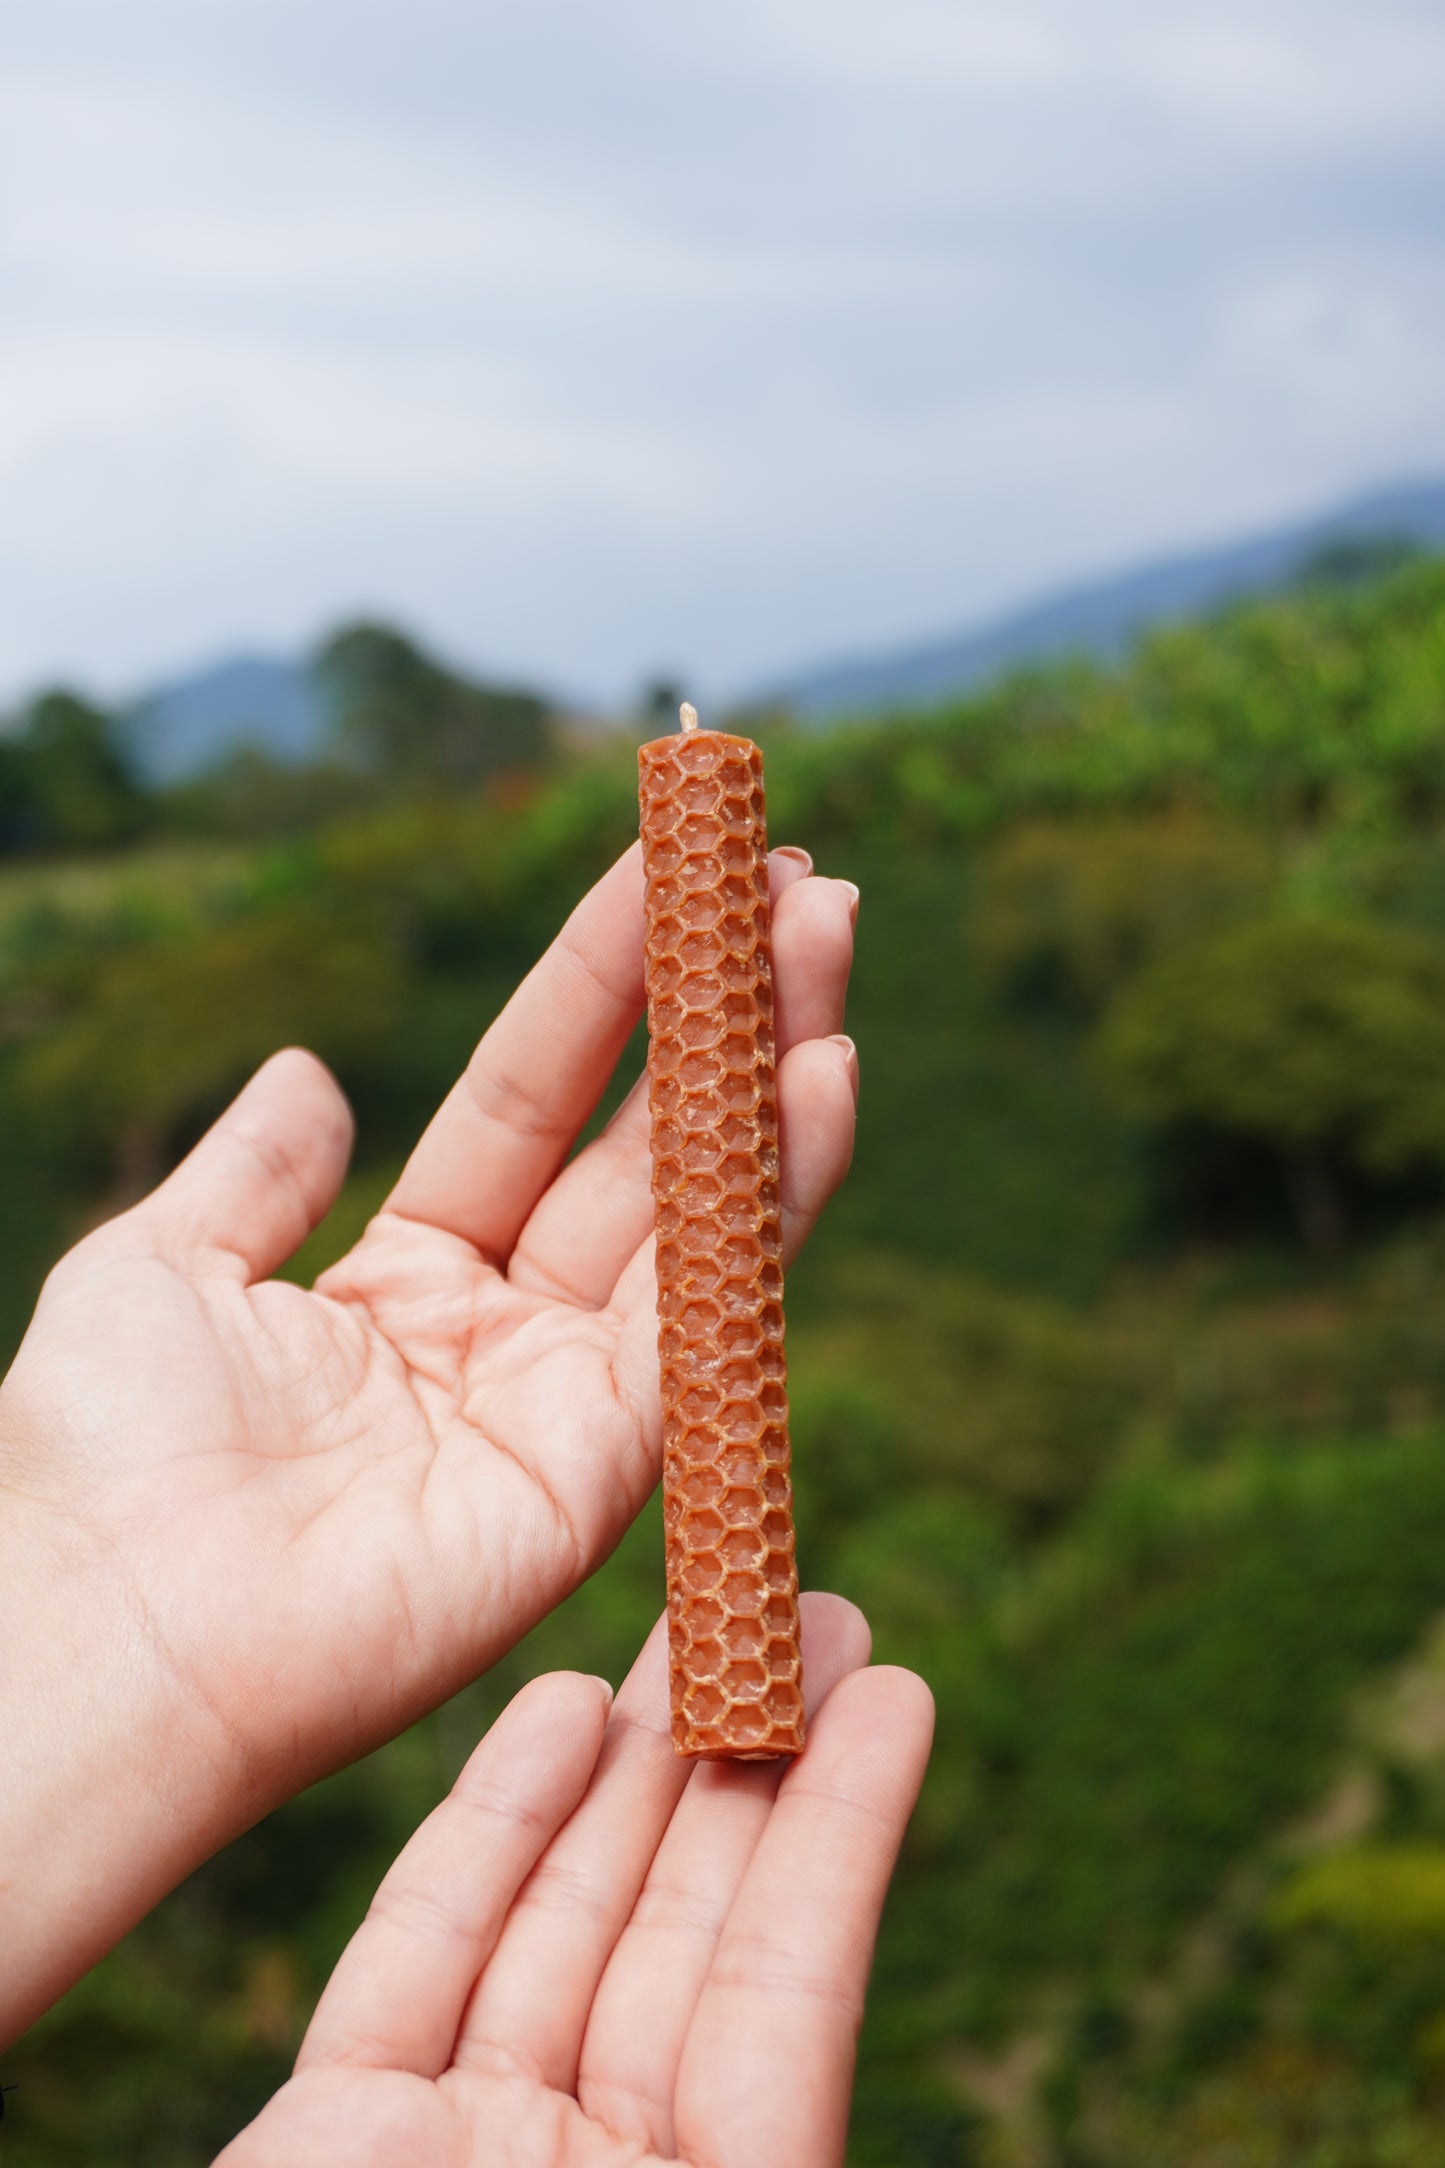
[828,1033,859,1099]
[835,879,860,924]
[591,1676,616,1707]
[773,845,813,873]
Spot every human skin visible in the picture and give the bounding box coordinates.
[0,842,860,2046]
[217,1597,933,2168]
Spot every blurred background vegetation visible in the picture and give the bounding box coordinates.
[12,555,1445,2164]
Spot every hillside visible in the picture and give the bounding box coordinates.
[10,558,1445,2165]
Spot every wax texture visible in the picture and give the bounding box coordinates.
[639,729,805,1760]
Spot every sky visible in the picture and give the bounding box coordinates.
[2,0,1443,711]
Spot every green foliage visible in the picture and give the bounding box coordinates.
[0,689,145,851]
[973,813,1275,1012]
[1100,919,1445,1171]
[924,1445,1445,2033]
[847,2076,983,2166]
[159,747,380,841]
[794,1257,1133,1526]
[811,844,1148,1301]
[1092,1838,1445,2160]
[1098,918,1445,1245]
[1104,2047,1445,2168]
[1274,1846,1445,1944]
[14,906,402,1182]
[310,793,520,971]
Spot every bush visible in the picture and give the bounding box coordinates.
[1097,917,1445,1247]
[1274,1846,1445,1945]
[793,1258,1135,1526]
[974,814,1274,1012]
[0,690,146,852]
[15,906,402,1187]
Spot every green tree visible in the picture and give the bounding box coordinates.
[15,907,401,1193]
[0,726,34,848]
[315,622,551,790]
[1098,918,1445,1248]
[973,813,1275,1013]
[0,689,144,851]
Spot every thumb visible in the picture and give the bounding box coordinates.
[130,1048,355,1282]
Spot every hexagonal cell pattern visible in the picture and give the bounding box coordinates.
[640,728,805,1761]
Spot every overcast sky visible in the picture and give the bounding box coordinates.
[2,0,1443,710]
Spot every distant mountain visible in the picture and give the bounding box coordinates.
[125,654,329,784]
[769,478,1445,719]
[121,479,1445,777]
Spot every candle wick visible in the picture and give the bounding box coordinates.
[678,701,699,734]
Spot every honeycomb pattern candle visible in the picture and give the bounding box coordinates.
[639,702,805,1760]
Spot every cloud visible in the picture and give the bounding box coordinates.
[1,0,1442,706]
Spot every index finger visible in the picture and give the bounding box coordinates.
[382,844,646,1262]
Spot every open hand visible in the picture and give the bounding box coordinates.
[0,845,858,2039]
[217,1596,932,2168]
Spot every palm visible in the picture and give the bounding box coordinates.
[24,1226,647,1785]
[2,845,858,1810]
[217,1600,934,2168]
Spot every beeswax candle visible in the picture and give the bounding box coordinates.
[639,704,805,1760]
